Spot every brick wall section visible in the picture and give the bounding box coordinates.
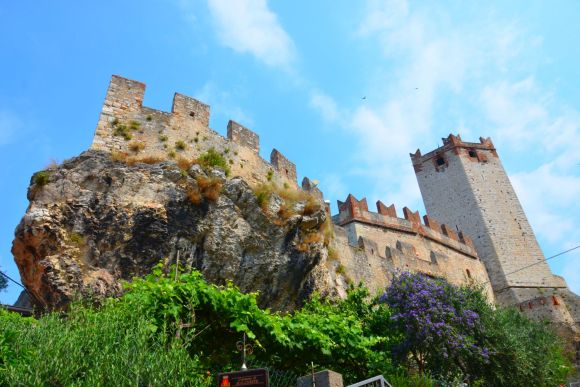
[377,201,397,217]
[91,75,298,189]
[227,120,259,153]
[411,134,567,306]
[270,149,297,183]
[172,93,210,127]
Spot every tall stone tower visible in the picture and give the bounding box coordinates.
[411,134,579,362]
[410,134,570,305]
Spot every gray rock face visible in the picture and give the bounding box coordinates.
[12,151,334,310]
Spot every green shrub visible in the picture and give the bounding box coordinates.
[197,148,230,176]
[0,270,571,386]
[113,124,131,140]
[175,140,187,151]
[32,171,51,187]
[129,120,141,130]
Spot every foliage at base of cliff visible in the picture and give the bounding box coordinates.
[0,270,573,386]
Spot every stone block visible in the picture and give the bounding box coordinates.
[296,370,343,387]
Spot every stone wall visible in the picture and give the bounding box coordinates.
[411,134,566,304]
[329,194,494,300]
[91,75,298,189]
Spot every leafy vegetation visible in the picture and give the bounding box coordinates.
[0,300,210,386]
[0,270,572,386]
[129,120,141,130]
[175,140,187,151]
[113,123,131,140]
[197,147,230,176]
[32,171,52,187]
[69,232,85,246]
[382,272,573,385]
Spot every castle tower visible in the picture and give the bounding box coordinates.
[410,134,568,306]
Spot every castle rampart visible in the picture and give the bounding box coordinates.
[333,194,477,258]
[330,194,493,300]
[91,75,298,189]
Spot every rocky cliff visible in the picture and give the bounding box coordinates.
[12,150,334,310]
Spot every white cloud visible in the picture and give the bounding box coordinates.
[206,0,295,68]
[309,90,340,123]
[479,75,580,253]
[357,0,409,37]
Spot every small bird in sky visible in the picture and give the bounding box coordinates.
[362,96,366,100]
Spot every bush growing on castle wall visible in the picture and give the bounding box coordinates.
[175,140,187,151]
[197,147,230,176]
[112,121,132,140]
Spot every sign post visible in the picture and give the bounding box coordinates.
[217,368,269,387]
[216,333,269,387]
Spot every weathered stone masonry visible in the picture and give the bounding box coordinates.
[329,194,494,300]
[91,75,297,189]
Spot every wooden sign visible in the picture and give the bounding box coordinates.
[217,368,269,387]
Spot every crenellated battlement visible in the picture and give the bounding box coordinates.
[410,134,498,173]
[333,194,477,258]
[91,75,298,188]
[330,193,493,299]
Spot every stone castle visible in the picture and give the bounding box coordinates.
[92,76,577,350]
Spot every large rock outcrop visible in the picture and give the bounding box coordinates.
[12,150,334,310]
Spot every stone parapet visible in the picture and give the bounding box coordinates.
[334,194,478,259]
[91,75,298,188]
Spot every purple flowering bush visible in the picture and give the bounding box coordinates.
[382,271,488,378]
[380,272,572,385]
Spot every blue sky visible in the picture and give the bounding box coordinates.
[1,1,578,304]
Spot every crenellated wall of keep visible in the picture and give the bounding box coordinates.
[91,75,298,189]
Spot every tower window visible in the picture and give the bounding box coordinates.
[436,157,445,166]
[468,149,477,158]
[189,111,196,118]
[466,269,472,279]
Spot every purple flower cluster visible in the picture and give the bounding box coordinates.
[381,271,489,369]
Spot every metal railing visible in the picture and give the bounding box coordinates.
[347,375,393,387]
